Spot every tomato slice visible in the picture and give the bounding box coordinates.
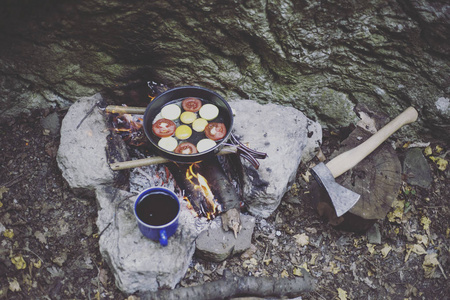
[152,118,176,138]
[174,142,198,154]
[182,97,202,112]
[204,122,227,141]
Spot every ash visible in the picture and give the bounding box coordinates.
[129,150,177,194]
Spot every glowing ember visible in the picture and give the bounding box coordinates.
[186,164,221,220]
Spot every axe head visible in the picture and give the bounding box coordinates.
[311,162,360,217]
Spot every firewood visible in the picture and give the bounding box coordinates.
[139,270,315,300]
[166,163,208,216]
[199,157,242,235]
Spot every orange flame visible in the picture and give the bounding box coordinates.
[183,196,199,218]
[185,164,221,220]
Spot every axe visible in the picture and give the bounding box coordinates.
[311,107,418,217]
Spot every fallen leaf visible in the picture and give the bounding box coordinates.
[420,216,431,231]
[429,156,448,171]
[381,244,392,258]
[34,231,47,244]
[281,269,289,278]
[0,186,8,199]
[8,278,21,292]
[293,267,303,276]
[98,268,109,287]
[423,146,433,156]
[33,259,42,269]
[309,253,319,265]
[324,261,341,274]
[242,258,258,270]
[387,199,404,223]
[435,145,444,154]
[293,233,309,247]
[3,228,14,239]
[337,287,348,300]
[301,171,311,183]
[11,254,27,270]
[414,234,429,246]
[423,253,439,278]
[367,243,376,255]
[405,244,427,262]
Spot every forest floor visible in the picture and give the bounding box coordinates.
[0,108,449,299]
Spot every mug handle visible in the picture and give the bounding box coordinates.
[159,229,168,247]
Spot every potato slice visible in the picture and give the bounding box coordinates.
[161,104,181,120]
[199,104,219,121]
[158,137,178,151]
[197,138,216,152]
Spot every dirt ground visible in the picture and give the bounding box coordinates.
[0,108,449,299]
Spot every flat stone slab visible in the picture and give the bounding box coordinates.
[229,100,321,218]
[195,214,256,262]
[96,186,201,294]
[57,94,127,192]
[403,148,433,189]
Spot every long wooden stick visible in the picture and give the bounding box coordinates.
[109,146,238,170]
[105,105,146,114]
[140,269,314,300]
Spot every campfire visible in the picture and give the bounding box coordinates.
[106,84,266,228]
[185,163,222,220]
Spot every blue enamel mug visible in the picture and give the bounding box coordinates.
[133,187,180,246]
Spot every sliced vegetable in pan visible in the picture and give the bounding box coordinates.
[152,118,176,138]
[204,122,227,141]
[182,97,202,112]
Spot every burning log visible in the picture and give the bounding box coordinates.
[166,156,242,231]
[198,157,242,237]
[166,162,220,219]
[140,269,315,300]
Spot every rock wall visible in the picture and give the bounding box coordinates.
[1,0,448,138]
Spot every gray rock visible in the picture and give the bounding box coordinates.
[367,223,381,245]
[403,148,433,189]
[40,112,61,136]
[96,186,200,294]
[56,94,118,192]
[195,214,256,262]
[1,1,449,141]
[230,100,321,218]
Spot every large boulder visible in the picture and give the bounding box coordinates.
[56,94,127,193]
[230,99,321,217]
[95,186,199,294]
[1,0,449,141]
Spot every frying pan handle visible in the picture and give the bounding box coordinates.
[230,134,267,169]
[237,147,261,169]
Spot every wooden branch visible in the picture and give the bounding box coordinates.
[140,270,315,300]
[199,157,242,236]
[109,146,238,170]
[199,157,240,212]
[165,163,208,217]
[105,105,146,114]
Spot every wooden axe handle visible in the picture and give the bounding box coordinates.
[326,107,418,178]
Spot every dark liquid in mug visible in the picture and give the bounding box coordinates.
[136,192,179,226]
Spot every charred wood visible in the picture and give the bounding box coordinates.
[166,162,209,217]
